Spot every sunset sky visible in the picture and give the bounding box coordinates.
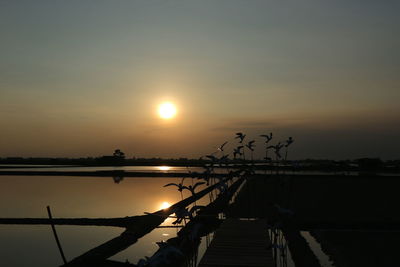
[1,1,399,159]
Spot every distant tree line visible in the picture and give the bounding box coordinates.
[0,152,399,173]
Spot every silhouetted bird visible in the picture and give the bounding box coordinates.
[285,136,294,147]
[235,132,246,143]
[164,182,185,192]
[164,178,186,199]
[261,133,273,164]
[246,140,255,151]
[284,137,295,161]
[233,146,243,159]
[217,141,228,152]
[182,182,206,196]
[268,142,284,159]
[260,133,273,143]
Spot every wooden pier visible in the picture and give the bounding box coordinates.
[198,218,274,267]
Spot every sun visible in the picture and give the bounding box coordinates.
[158,102,177,119]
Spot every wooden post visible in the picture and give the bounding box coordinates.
[47,206,67,264]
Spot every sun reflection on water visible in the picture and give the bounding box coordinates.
[157,166,171,171]
[160,201,171,210]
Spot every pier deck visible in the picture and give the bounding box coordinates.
[198,218,274,267]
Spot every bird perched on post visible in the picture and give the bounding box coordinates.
[235,132,246,143]
[284,137,294,161]
[217,141,228,152]
[260,132,273,143]
[163,180,185,192]
[164,178,186,199]
[233,146,243,159]
[246,140,255,151]
[182,182,206,196]
[268,142,284,159]
[261,133,273,163]
[285,137,294,147]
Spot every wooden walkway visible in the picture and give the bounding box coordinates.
[198,219,274,267]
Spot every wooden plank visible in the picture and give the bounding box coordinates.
[198,219,274,267]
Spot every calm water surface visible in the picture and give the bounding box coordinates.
[0,175,210,266]
[0,165,377,176]
[4,166,387,266]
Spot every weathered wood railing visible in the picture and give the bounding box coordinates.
[60,176,237,267]
[0,170,247,267]
[137,177,246,267]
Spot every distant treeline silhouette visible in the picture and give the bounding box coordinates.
[0,155,399,173]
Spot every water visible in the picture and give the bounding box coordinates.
[0,175,210,266]
[3,166,398,266]
[2,164,398,176]
[0,165,200,173]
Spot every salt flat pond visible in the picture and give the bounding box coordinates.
[2,167,400,267]
[0,175,209,266]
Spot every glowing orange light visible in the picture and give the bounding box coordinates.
[158,102,177,119]
[160,201,171,210]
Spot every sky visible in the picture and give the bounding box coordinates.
[1,0,399,160]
